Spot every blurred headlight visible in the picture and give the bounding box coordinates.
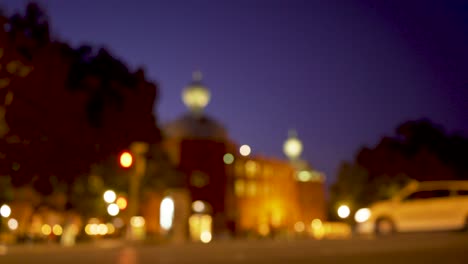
[354,208,371,223]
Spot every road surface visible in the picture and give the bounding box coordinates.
[1,232,467,264]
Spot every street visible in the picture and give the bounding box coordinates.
[1,232,467,264]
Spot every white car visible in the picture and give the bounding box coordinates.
[355,181,468,235]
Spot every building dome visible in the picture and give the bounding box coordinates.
[163,114,228,141]
[182,71,210,115]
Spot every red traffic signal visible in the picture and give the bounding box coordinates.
[119,151,133,168]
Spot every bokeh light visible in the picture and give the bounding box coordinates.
[107,203,120,216]
[7,218,18,230]
[41,224,52,236]
[103,190,117,203]
[294,221,305,232]
[53,225,63,236]
[130,216,145,228]
[200,231,212,243]
[223,153,234,164]
[337,205,350,219]
[160,197,174,231]
[239,145,251,156]
[354,208,371,223]
[119,152,133,168]
[0,204,11,218]
[192,200,205,213]
[116,197,128,210]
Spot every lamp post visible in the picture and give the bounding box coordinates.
[119,142,148,240]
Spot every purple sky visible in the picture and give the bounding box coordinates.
[2,0,467,185]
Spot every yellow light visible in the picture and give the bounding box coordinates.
[116,197,127,210]
[192,200,205,213]
[107,203,120,216]
[0,204,11,218]
[354,208,371,223]
[113,217,124,229]
[90,224,99,235]
[130,216,145,228]
[200,231,212,243]
[119,152,133,168]
[312,226,325,240]
[98,224,108,235]
[223,153,234,164]
[106,223,115,234]
[103,190,117,203]
[311,219,323,229]
[53,225,63,236]
[85,224,93,235]
[41,224,52,236]
[294,221,305,232]
[245,160,257,176]
[7,218,18,230]
[337,205,351,219]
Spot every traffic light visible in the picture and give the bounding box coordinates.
[119,151,133,168]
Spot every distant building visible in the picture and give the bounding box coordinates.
[159,72,326,240]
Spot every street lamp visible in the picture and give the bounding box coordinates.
[107,203,120,216]
[103,190,117,204]
[239,145,251,156]
[119,151,133,168]
[0,204,11,218]
[337,205,350,219]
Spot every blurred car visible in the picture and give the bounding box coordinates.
[355,181,468,235]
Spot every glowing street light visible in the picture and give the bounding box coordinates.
[239,145,251,156]
[119,151,133,168]
[337,205,351,219]
[116,197,128,210]
[103,190,117,203]
[107,203,120,216]
[355,208,371,223]
[0,204,11,218]
[160,197,175,231]
[7,218,18,230]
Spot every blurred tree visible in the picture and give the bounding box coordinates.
[0,3,162,203]
[330,119,468,209]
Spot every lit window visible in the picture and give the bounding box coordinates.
[245,161,257,178]
[235,180,245,197]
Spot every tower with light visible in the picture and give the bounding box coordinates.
[283,129,303,161]
[182,71,211,117]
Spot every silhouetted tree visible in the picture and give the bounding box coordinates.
[330,119,468,209]
[0,4,161,198]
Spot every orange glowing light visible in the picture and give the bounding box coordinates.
[119,151,133,168]
[116,197,128,210]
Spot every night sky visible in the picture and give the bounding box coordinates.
[2,0,467,185]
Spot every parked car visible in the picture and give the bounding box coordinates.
[355,181,468,235]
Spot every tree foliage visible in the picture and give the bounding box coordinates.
[0,3,161,196]
[330,119,468,211]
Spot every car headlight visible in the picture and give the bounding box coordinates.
[354,208,371,223]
